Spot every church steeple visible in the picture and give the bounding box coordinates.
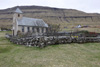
[15,8,23,14]
[13,8,23,20]
[12,8,23,36]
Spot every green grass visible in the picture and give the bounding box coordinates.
[0,31,100,67]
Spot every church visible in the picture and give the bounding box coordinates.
[12,8,48,36]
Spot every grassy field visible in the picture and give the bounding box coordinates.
[0,31,100,67]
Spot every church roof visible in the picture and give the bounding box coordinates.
[15,8,23,13]
[17,17,48,27]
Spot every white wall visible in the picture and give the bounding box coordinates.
[17,26,47,35]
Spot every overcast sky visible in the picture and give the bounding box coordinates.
[0,0,100,13]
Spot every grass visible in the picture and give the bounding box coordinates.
[0,31,100,67]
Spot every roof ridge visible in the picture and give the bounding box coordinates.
[23,17,42,20]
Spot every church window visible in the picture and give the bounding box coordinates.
[42,28,44,33]
[32,27,34,32]
[22,26,24,32]
[46,28,48,33]
[37,28,39,33]
[27,27,30,32]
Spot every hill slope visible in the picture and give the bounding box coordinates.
[0,5,100,28]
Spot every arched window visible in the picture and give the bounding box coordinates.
[42,28,44,33]
[37,28,39,33]
[27,27,30,32]
[22,26,24,32]
[46,28,48,33]
[32,27,34,32]
[18,14,20,17]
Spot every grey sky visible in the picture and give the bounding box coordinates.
[0,0,100,13]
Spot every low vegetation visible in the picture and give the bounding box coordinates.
[0,31,100,67]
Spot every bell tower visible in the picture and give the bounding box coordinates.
[12,8,23,36]
[13,8,23,20]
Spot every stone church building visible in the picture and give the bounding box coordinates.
[12,8,48,36]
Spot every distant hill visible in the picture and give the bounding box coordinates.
[0,5,100,29]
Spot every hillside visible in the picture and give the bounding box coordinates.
[0,5,100,29]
